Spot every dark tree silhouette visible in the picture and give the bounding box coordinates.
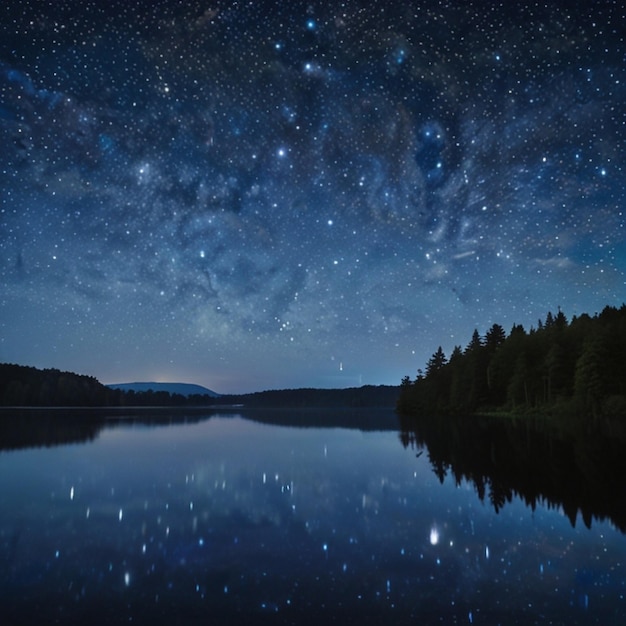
[397,304,626,429]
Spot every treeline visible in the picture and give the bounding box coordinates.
[1,364,111,406]
[215,385,399,409]
[397,304,626,422]
[0,364,217,407]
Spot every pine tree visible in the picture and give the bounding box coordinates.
[574,337,605,422]
[425,346,447,376]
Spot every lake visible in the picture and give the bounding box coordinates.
[1,409,625,624]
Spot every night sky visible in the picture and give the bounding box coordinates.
[1,1,625,393]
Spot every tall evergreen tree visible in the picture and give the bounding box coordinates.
[485,323,506,351]
[465,329,483,354]
[574,336,606,422]
[425,346,447,376]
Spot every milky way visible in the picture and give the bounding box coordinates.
[1,1,625,392]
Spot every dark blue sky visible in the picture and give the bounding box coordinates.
[1,1,624,393]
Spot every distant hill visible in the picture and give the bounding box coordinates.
[106,382,220,397]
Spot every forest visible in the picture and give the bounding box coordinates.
[397,304,626,425]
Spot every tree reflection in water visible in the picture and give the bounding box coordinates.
[399,413,626,533]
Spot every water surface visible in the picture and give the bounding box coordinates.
[1,410,625,624]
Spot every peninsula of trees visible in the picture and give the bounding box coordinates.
[397,304,626,423]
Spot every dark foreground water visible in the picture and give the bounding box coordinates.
[1,409,625,624]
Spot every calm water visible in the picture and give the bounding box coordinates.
[1,410,625,624]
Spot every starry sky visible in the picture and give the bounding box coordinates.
[1,1,625,393]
